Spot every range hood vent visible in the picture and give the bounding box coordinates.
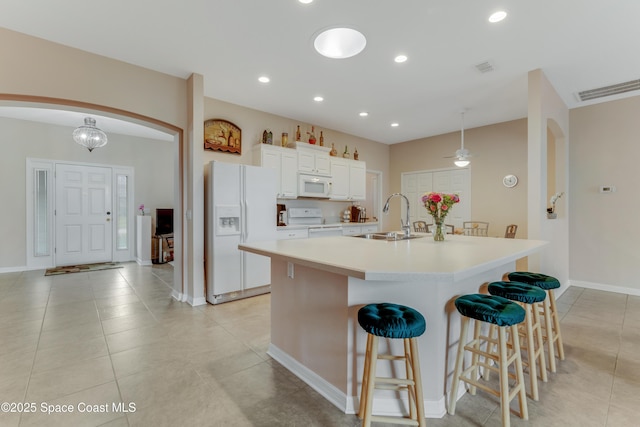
[577,79,640,102]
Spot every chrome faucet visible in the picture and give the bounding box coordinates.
[383,193,411,237]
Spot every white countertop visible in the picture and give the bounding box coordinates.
[240,234,548,283]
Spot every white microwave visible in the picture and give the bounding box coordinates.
[298,173,332,198]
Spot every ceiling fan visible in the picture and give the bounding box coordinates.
[444,110,472,167]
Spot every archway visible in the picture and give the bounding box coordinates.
[0,94,185,296]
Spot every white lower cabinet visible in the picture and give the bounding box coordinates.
[277,228,309,240]
[342,223,378,236]
[341,225,361,236]
[361,224,379,233]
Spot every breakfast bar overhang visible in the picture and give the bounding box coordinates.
[239,234,547,418]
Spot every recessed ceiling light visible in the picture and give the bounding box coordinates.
[359,112,368,117]
[391,122,399,127]
[258,76,270,83]
[488,11,507,23]
[314,27,366,59]
[394,55,408,63]
[299,0,313,3]
[313,96,324,102]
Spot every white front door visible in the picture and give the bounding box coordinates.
[55,164,113,266]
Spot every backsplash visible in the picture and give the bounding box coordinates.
[279,199,360,224]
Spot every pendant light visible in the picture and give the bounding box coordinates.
[73,117,108,152]
[452,111,471,167]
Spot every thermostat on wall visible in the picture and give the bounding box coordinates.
[599,185,616,193]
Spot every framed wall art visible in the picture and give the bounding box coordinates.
[204,119,241,154]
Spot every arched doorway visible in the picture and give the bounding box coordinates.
[0,94,184,296]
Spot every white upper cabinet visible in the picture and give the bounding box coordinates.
[330,158,348,199]
[349,160,366,200]
[296,145,331,176]
[330,158,366,201]
[253,144,298,199]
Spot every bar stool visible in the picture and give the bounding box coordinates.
[449,294,528,427]
[506,272,565,372]
[358,303,426,427]
[488,281,548,400]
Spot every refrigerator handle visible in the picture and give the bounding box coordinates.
[242,199,248,241]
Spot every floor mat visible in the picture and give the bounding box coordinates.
[45,262,123,276]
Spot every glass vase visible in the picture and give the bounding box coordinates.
[433,220,445,241]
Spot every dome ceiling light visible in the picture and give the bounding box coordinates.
[314,28,366,59]
[72,117,108,152]
[488,11,507,23]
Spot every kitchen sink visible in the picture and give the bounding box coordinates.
[353,232,424,241]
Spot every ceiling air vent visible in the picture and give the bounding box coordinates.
[577,79,640,102]
[475,61,494,73]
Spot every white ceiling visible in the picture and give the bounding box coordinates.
[1,0,639,144]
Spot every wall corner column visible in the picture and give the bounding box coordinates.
[185,73,206,305]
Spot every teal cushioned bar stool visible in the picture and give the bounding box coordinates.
[488,281,548,401]
[358,303,426,427]
[449,294,528,427]
[507,272,565,372]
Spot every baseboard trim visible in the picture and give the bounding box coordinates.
[569,280,640,296]
[190,296,207,306]
[268,343,450,419]
[0,265,30,273]
[135,258,152,266]
[268,344,349,412]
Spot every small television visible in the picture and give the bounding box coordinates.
[156,208,174,235]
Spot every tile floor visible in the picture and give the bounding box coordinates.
[0,263,638,426]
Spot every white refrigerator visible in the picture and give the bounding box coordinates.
[206,161,277,304]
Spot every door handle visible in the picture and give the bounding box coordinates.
[106,211,111,215]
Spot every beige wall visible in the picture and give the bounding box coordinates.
[0,28,189,296]
[0,28,188,130]
[527,69,569,284]
[203,97,392,227]
[569,96,640,293]
[389,119,529,238]
[0,117,173,269]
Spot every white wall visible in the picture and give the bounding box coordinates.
[0,117,173,269]
[569,96,640,295]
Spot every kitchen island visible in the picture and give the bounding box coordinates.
[239,233,547,418]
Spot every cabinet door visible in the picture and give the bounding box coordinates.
[260,147,283,198]
[277,228,309,240]
[349,161,366,200]
[342,225,362,236]
[315,154,331,175]
[298,150,315,173]
[280,151,298,198]
[329,159,349,200]
[361,224,379,233]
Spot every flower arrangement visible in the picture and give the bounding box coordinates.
[547,192,564,218]
[421,192,460,240]
[139,204,145,215]
[549,192,564,212]
[422,192,460,221]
